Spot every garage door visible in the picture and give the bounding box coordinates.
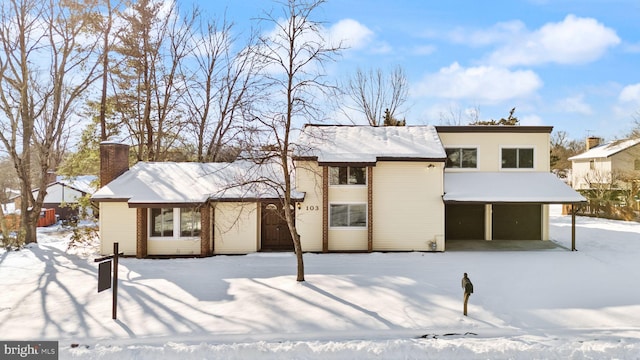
[492,204,541,240]
[445,204,485,240]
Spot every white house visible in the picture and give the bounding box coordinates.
[92,125,586,257]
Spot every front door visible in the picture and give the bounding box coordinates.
[261,203,294,251]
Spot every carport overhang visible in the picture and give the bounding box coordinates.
[443,172,588,250]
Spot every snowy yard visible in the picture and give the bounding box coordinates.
[1,205,640,359]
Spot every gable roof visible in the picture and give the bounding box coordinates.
[443,172,586,204]
[293,125,447,164]
[568,138,640,161]
[92,160,302,206]
[53,175,98,194]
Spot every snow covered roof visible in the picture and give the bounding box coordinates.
[443,172,586,203]
[92,161,302,206]
[293,125,447,164]
[55,175,98,194]
[568,138,640,160]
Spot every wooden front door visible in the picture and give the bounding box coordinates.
[261,203,294,251]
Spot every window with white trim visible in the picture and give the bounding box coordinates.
[150,207,201,238]
[329,166,366,185]
[329,203,366,228]
[445,148,477,168]
[501,148,533,169]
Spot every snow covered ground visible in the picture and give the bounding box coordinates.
[1,205,640,359]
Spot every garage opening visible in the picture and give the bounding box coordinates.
[492,204,541,240]
[445,204,485,240]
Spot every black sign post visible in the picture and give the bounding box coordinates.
[95,242,123,320]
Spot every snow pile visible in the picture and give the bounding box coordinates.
[1,206,640,359]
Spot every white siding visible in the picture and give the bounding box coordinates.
[294,161,323,252]
[214,202,259,254]
[34,184,84,203]
[99,202,136,256]
[373,162,444,251]
[439,132,550,172]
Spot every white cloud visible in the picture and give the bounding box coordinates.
[412,62,543,104]
[328,19,374,50]
[488,15,620,66]
[448,20,526,47]
[619,83,640,103]
[555,94,593,115]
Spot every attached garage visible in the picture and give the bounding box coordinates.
[443,172,586,247]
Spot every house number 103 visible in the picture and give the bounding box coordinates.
[305,205,319,211]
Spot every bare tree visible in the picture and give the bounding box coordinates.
[341,66,408,126]
[0,0,102,244]
[249,0,343,282]
[438,104,480,125]
[183,15,261,162]
[111,0,193,161]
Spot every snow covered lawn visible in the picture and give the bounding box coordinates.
[1,206,640,359]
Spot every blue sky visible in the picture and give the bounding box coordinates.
[194,0,640,141]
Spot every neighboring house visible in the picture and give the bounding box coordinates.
[38,175,98,220]
[11,175,97,221]
[93,125,586,257]
[568,137,640,192]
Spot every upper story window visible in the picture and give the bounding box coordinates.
[445,148,477,168]
[329,166,366,185]
[501,148,534,169]
[151,207,201,238]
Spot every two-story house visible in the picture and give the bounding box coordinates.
[569,136,640,212]
[292,125,585,252]
[92,125,585,257]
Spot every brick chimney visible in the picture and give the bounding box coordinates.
[45,170,57,185]
[586,136,602,151]
[100,142,130,187]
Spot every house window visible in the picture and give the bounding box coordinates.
[445,148,477,168]
[151,207,201,238]
[180,208,201,237]
[502,148,534,169]
[634,159,640,170]
[329,204,366,227]
[329,166,366,185]
[151,208,174,237]
[590,159,596,170]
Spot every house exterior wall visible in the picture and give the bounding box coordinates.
[294,160,445,252]
[438,131,550,172]
[372,162,444,251]
[611,145,640,189]
[571,158,613,189]
[213,202,259,254]
[35,184,85,203]
[99,202,137,256]
[294,161,324,252]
